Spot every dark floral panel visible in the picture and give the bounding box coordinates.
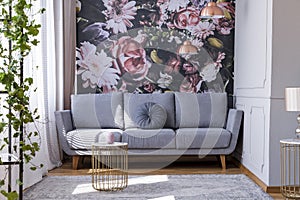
[76,0,235,94]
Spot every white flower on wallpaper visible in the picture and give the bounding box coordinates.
[191,21,215,40]
[157,72,173,88]
[191,38,204,49]
[199,63,218,83]
[168,36,182,44]
[76,41,96,68]
[76,42,119,89]
[102,0,137,34]
[168,0,190,12]
[199,51,225,83]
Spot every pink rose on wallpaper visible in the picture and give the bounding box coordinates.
[143,81,156,93]
[182,62,197,75]
[214,18,234,35]
[179,74,201,93]
[164,56,181,74]
[112,36,151,81]
[217,2,235,19]
[173,7,200,30]
[212,2,235,35]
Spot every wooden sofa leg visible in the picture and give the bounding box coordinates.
[72,155,80,170]
[220,155,226,170]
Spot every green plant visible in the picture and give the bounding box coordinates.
[0,0,45,199]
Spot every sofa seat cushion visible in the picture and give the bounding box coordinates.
[66,129,122,150]
[124,93,175,129]
[175,92,227,128]
[71,93,124,129]
[122,129,176,149]
[175,128,231,149]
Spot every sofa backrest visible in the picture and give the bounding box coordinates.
[71,93,124,129]
[124,93,176,129]
[175,92,227,128]
[71,92,227,130]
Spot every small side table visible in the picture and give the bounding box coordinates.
[280,139,300,199]
[92,142,128,191]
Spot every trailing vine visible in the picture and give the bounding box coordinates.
[0,0,45,199]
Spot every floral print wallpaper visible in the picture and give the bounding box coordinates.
[76,0,235,94]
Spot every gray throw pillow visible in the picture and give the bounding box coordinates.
[133,102,167,129]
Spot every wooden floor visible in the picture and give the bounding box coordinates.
[49,155,283,199]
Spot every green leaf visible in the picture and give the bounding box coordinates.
[15,179,23,186]
[0,180,4,187]
[0,144,6,151]
[25,77,33,84]
[0,190,18,200]
[31,39,39,46]
[40,8,46,13]
[7,191,18,200]
[0,122,7,132]
[22,144,32,151]
[30,166,36,171]
[24,154,31,163]
[0,190,8,197]
[13,132,20,137]
[13,145,17,152]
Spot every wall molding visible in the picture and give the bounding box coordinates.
[249,106,266,173]
[235,0,269,90]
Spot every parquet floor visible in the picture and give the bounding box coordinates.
[49,155,283,199]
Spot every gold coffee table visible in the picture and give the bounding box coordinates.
[92,142,128,191]
[280,139,300,199]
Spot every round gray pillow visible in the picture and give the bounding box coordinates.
[134,102,167,129]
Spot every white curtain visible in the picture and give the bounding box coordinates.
[39,0,64,169]
[23,0,72,189]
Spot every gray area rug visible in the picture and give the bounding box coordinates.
[24,174,273,200]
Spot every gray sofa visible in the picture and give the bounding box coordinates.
[55,92,243,170]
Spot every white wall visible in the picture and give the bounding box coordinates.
[235,0,300,186]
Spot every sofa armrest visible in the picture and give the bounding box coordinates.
[226,109,243,133]
[225,109,243,152]
[54,110,76,155]
[54,110,75,136]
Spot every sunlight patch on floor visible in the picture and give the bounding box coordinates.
[72,183,96,195]
[128,175,169,186]
[72,175,169,195]
[148,195,176,200]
